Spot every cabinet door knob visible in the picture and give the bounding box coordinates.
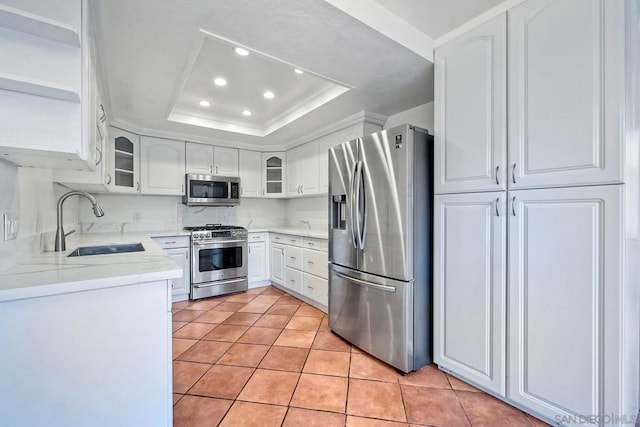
[512,163,517,184]
[495,165,499,185]
[495,197,500,217]
[511,196,517,216]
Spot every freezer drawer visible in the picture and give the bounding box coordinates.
[328,264,413,373]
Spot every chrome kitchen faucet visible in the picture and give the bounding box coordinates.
[54,191,105,251]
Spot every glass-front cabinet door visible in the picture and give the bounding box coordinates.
[262,152,286,198]
[109,127,140,193]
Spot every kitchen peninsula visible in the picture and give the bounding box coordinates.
[0,233,181,427]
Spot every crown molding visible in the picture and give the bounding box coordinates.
[110,110,387,153]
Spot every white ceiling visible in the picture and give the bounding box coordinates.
[372,0,506,39]
[95,0,501,147]
[167,31,350,137]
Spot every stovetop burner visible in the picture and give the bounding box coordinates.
[184,224,245,232]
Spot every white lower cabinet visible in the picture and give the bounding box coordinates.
[272,233,328,310]
[0,279,172,426]
[248,241,268,284]
[303,272,328,307]
[433,192,506,396]
[435,185,629,424]
[270,242,284,286]
[284,267,303,294]
[152,236,190,301]
[165,248,190,298]
[508,185,623,423]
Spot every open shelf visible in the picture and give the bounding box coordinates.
[0,73,80,102]
[0,4,80,47]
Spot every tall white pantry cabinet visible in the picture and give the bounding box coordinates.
[433,0,640,425]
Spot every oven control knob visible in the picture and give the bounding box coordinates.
[205,232,211,238]
[194,233,201,239]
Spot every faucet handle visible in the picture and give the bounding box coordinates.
[64,229,76,237]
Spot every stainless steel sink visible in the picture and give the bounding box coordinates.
[67,243,145,257]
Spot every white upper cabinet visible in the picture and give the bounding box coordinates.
[214,146,239,177]
[109,127,140,193]
[239,150,262,198]
[185,143,239,177]
[185,142,213,175]
[262,152,286,198]
[434,192,507,396]
[287,142,319,197]
[301,142,319,195]
[508,0,624,189]
[140,136,185,195]
[0,0,100,170]
[434,14,507,194]
[508,184,622,422]
[287,146,302,197]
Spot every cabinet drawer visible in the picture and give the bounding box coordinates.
[151,235,190,249]
[283,235,303,247]
[303,237,328,252]
[285,246,303,270]
[248,232,268,243]
[270,233,287,244]
[303,273,328,307]
[303,249,328,279]
[284,267,303,294]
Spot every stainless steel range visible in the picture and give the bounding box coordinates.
[185,224,248,299]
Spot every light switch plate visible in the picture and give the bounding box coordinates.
[3,213,18,241]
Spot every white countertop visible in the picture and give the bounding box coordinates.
[0,233,182,303]
[248,227,328,239]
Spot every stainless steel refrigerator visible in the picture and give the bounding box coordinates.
[328,124,433,373]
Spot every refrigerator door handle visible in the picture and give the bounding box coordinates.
[349,162,359,249]
[354,161,364,249]
[335,272,396,293]
[359,160,367,249]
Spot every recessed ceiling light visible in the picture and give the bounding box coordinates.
[294,68,304,74]
[199,100,210,107]
[235,47,249,56]
[263,91,275,99]
[214,77,227,86]
[242,110,252,116]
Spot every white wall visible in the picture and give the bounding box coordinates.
[79,194,287,232]
[0,160,79,272]
[384,102,434,132]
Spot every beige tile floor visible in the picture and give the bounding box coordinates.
[172,285,549,426]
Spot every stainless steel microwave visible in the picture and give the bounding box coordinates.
[183,174,240,206]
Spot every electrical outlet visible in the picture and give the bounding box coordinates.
[3,214,18,241]
[133,212,142,222]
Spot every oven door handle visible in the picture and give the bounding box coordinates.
[193,278,247,288]
[192,239,247,246]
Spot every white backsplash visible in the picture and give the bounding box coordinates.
[285,196,328,231]
[79,194,288,232]
[0,159,80,271]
